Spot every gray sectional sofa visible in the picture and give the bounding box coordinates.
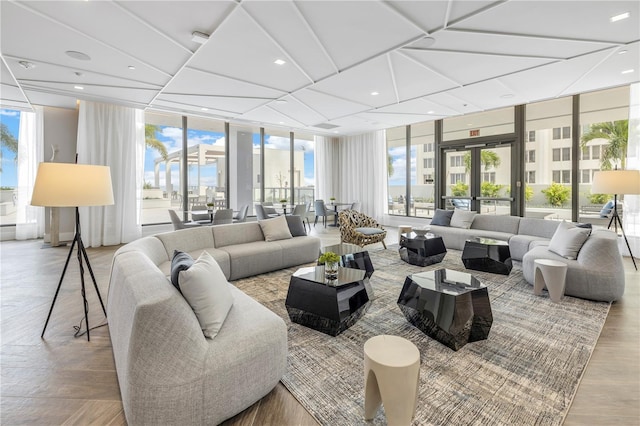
[428,212,625,302]
[107,220,320,425]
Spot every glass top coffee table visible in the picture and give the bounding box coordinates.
[397,268,493,351]
[399,231,447,266]
[285,266,370,336]
[461,236,512,275]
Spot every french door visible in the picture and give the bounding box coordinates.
[441,142,515,215]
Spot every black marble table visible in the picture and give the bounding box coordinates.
[285,266,370,336]
[319,243,375,298]
[461,236,512,275]
[399,232,447,266]
[397,268,493,351]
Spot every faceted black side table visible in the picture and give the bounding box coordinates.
[399,232,447,266]
[320,243,375,298]
[397,268,493,351]
[286,266,370,336]
[461,236,512,275]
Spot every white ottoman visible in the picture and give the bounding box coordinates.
[534,259,568,303]
[364,335,420,425]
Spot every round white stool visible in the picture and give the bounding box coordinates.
[398,226,412,244]
[534,259,568,303]
[364,335,420,425]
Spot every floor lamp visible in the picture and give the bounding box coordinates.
[31,162,115,340]
[591,169,640,271]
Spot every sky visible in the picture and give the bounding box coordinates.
[0,109,20,188]
[388,145,416,186]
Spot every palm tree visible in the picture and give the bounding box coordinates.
[1,123,18,173]
[145,124,168,161]
[463,150,501,172]
[581,120,628,170]
[387,153,394,177]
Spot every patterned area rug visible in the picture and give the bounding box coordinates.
[233,247,610,426]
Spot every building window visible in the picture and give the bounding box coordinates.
[526,150,535,163]
[562,170,570,183]
[423,143,433,152]
[424,158,434,169]
[552,148,561,161]
[482,172,496,183]
[528,130,536,142]
[450,155,463,167]
[552,170,561,183]
[562,126,571,139]
[526,171,536,183]
[581,147,590,160]
[553,127,561,140]
[450,173,466,184]
[581,169,591,183]
[592,145,600,159]
[562,147,570,161]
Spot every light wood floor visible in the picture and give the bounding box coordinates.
[1,225,638,425]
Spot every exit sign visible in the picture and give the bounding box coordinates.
[470,129,480,137]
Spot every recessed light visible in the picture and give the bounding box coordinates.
[427,110,434,114]
[274,59,286,65]
[622,69,635,74]
[128,65,136,70]
[18,60,35,69]
[421,37,436,47]
[201,107,208,111]
[371,91,379,96]
[610,12,630,22]
[191,31,210,44]
[618,50,628,55]
[279,121,285,124]
[66,50,91,61]
[501,94,514,99]
[74,85,84,90]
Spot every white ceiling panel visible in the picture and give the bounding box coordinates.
[242,1,336,82]
[385,1,450,33]
[294,89,370,120]
[375,98,458,118]
[423,92,482,115]
[447,79,530,111]
[150,100,238,121]
[389,51,459,101]
[456,1,640,43]
[267,96,328,127]
[311,56,397,107]
[20,81,156,107]
[188,8,311,92]
[240,105,307,129]
[21,90,77,110]
[157,93,269,115]
[296,1,424,70]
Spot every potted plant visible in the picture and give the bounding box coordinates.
[206,202,214,209]
[318,251,340,280]
[329,197,336,204]
[279,198,288,208]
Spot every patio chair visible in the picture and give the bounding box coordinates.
[314,200,337,227]
[290,204,310,231]
[212,208,234,225]
[233,204,249,223]
[338,210,387,249]
[191,204,211,224]
[168,209,202,231]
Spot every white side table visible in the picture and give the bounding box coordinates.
[364,335,420,425]
[534,259,568,303]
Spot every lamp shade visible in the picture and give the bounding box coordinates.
[591,169,640,195]
[31,162,115,207]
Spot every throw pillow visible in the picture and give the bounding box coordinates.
[548,221,592,260]
[430,209,454,226]
[178,251,234,339]
[285,215,307,237]
[599,200,614,218]
[259,215,293,242]
[450,209,476,229]
[171,250,194,291]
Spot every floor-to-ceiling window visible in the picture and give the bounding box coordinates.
[264,129,292,204]
[294,132,315,206]
[0,109,20,226]
[411,122,435,217]
[386,126,407,215]
[578,86,630,225]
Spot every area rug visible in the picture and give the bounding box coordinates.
[233,247,610,426]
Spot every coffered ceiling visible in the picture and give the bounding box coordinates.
[1,1,639,135]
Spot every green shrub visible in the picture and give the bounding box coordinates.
[480,181,503,198]
[542,183,570,207]
[525,185,534,202]
[587,192,610,204]
[450,182,469,197]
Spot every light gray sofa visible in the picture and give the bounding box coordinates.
[107,221,321,425]
[428,213,625,302]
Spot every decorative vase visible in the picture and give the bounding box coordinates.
[324,261,339,280]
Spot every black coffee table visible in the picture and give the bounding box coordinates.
[461,236,512,275]
[285,266,370,336]
[320,243,374,278]
[397,268,493,351]
[399,232,447,266]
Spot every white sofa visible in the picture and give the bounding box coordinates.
[108,220,320,425]
[428,213,625,302]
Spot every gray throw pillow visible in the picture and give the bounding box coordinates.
[548,221,592,260]
[171,250,193,291]
[450,209,476,229]
[430,209,454,226]
[285,215,307,237]
[258,215,293,242]
[178,251,234,339]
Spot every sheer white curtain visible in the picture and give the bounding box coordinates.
[314,135,341,201]
[338,130,387,222]
[622,82,640,258]
[16,106,44,240]
[76,101,144,247]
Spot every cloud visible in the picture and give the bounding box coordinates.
[265,135,315,152]
[0,110,19,117]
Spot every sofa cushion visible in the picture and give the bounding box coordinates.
[450,209,476,229]
[471,214,520,234]
[285,215,307,237]
[431,209,454,226]
[517,217,560,239]
[156,227,215,257]
[178,251,234,339]
[213,222,265,247]
[170,250,194,291]
[259,215,293,242]
[355,227,384,235]
[548,221,591,260]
